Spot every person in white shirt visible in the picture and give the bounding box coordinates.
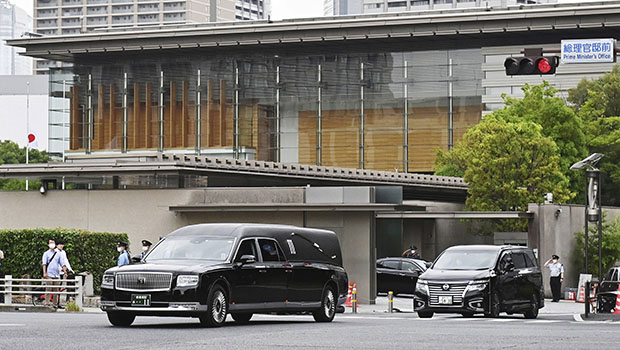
[544,254,564,302]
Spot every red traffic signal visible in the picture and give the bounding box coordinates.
[504,56,559,75]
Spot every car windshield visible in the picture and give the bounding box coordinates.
[146,236,234,262]
[432,250,498,270]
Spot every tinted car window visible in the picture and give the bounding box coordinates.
[524,251,537,267]
[402,261,421,272]
[234,239,257,262]
[147,236,234,261]
[259,239,281,262]
[434,250,498,270]
[382,260,400,270]
[512,253,527,269]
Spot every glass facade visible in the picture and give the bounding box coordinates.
[50,48,482,172]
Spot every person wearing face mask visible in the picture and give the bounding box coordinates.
[42,239,63,307]
[117,241,130,267]
[544,254,564,302]
[140,240,152,260]
[402,245,421,259]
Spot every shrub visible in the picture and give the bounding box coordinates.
[65,301,81,312]
[0,228,128,294]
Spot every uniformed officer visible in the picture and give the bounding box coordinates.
[117,241,130,267]
[544,254,564,302]
[402,245,421,259]
[141,240,152,259]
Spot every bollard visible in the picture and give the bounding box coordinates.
[6,275,12,306]
[388,291,393,313]
[352,286,358,313]
[585,281,590,318]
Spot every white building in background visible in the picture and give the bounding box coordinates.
[0,0,32,75]
[325,0,555,15]
[33,0,271,74]
[0,75,48,151]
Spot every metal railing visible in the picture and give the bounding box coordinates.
[0,275,83,309]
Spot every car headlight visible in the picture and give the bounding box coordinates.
[102,274,115,289]
[177,275,199,287]
[465,281,488,293]
[416,280,429,295]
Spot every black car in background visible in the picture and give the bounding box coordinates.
[597,266,620,313]
[377,257,429,295]
[101,224,348,327]
[414,245,544,318]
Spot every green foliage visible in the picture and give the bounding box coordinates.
[573,214,620,278]
[65,301,81,312]
[568,67,620,206]
[0,140,49,191]
[0,228,128,294]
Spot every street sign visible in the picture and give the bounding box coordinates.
[561,38,616,64]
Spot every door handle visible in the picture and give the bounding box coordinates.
[259,269,267,273]
[285,269,293,273]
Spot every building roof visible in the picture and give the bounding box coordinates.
[8,1,620,61]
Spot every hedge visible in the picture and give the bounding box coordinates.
[0,228,128,294]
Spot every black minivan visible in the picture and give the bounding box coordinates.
[101,224,348,327]
[414,245,544,318]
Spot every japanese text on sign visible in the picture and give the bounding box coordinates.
[561,39,616,63]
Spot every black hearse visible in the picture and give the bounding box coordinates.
[414,245,544,319]
[101,224,348,327]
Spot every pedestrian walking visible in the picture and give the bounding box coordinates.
[0,247,4,303]
[42,239,63,307]
[56,240,73,308]
[402,245,421,259]
[141,240,152,259]
[544,254,564,302]
[117,241,130,267]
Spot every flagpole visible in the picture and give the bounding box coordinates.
[26,81,29,191]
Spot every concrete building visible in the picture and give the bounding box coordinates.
[0,75,48,150]
[0,0,32,75]
[33,0,270,74]
[324,0,363,15]
[326,0,555,15]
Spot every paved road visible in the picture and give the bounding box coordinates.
[0,305,618,350]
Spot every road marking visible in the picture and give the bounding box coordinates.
[450,318,487,321]
[0,324,25,327]
[525,320,560,323]
[573,314,584,322]
[491,318,518,322]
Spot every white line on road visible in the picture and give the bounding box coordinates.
[573,314,583,322]
[491,318,518,322]
[525,320,560,323]
[0,324,25,327]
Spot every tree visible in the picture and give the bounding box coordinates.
[491,83,588,199]
[573,213,620,278]
[435,115,573,232]
[0,140,49,190]
[569,67,620,206]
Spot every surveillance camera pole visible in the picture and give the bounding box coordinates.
[585,169,603,281]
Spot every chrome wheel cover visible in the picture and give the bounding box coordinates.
[211,290,227,323]
[324,289,335,318]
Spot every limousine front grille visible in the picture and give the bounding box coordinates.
[115,272,173,292]
[428,282,467,306]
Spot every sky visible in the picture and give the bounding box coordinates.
[11,0,325,19]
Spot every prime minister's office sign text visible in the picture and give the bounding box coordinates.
[561,39,616,63]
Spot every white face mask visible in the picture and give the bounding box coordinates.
[552,259,558,264]
[48,243,56,249]
[142,246,148,251]
[117,247,123,252]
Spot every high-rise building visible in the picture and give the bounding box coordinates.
[235,0,270,20]
[0,0,32,75]
[326,0,554,15]
[324,0,363,16]
[33,0,270,74]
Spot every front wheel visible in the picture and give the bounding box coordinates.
[523,294,539,319]
[417,311,434,318]
[200,285,228,327]
[107,312,136,327]
[313,286,336,322]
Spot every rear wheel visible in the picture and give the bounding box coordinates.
[231,313,253,324]
[106,312,136,327]
[199,285,228,327]
[461,312,474,318]
[417,311,434,318]
[523,294,539,319]
[313,286,336,322]
[485,292,500,318]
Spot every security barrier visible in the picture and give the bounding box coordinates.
[0,275,83,309]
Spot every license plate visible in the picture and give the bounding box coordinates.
[438,296,453,305]
[131,294,151,306]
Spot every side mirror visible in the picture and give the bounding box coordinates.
[240,255,256,264]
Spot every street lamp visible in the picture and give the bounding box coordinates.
[570,153,604,281]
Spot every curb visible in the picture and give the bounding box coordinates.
[0,305,57,313]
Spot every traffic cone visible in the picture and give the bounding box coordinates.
[345,282,352,307]
[612,285,620,314]
[576,283,586,303]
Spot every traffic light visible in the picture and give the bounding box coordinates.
[504,56,560,75]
